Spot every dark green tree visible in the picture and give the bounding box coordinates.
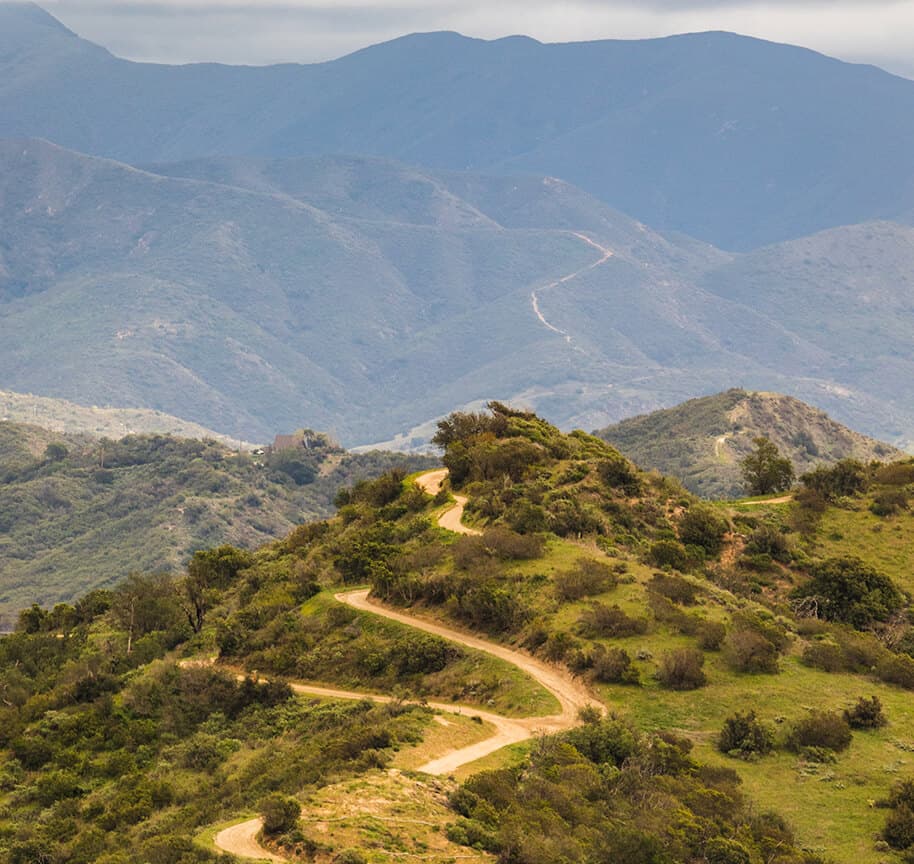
[739,437,794,495]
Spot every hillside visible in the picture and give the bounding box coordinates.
[5,403,914,862]
[4,4,914,249]
[0,388,246,445]
[597,389,904,498]
[0,421,435,621]
[3,139,914,449]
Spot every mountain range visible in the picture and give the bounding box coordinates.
[1,3,913,450]
[3,3,914,251]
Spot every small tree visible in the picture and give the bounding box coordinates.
[739,437,794,496]
[260,793,300,835]
[843,695,887,729]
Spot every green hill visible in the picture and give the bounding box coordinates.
[4,403,914,862]
[0,421,435,620]
[597,389,904,498]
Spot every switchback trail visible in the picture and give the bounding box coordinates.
[416,468,481,535]
[530,231,614,344]
[213,469,600,860]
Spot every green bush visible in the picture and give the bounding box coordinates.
[591,646,640,685]
[843,695,887,729]
[678,506,729,555]
[792,557,904,629]
[786,710,852,754]
[648,572,699,605]
[554,558,617,601]
[871,489,909,517]
[723,628,781,674]
[646,539,691,571]
[578,603,648,638]
[657,648,706,690]
[260,793,301,835]
[801,459,870,500]
[717,711,774,759]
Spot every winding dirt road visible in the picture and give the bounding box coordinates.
[416,468,481,536]
[530,231,614,344]
[214,469,599,860]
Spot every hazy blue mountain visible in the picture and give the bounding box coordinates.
[3,139,914,449]
[3,3,914,249]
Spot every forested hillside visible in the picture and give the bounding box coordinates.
[0,421,435,619]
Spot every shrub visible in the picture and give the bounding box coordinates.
[792,557,904,629]
[801,459,869,500]
[596,454,641,495]
[705,837,753,864]
[554,558,617,601]
[744,525,791,562]
[481,527,544,560]
[723,629,781,674]
[591,646,640,685]
[878,654,914,690]
[875,461,914,487]
[260,793,301,835]
[657,648,706,690]
[717,711,774,759]
[884,806,914,850]
[648,572,699,605]
[578,603,648,638]
[843,695,887,729]
[871,489,909,517]
[696,621,727,651]
[801,641,845,673]
[786,711,852,754]
[678,506,729,556]
[646,540,691,571]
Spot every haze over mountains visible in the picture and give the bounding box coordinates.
[1,3,913,449]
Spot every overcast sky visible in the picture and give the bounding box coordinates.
[31,0,914,79]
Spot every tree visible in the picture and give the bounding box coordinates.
[792,556,904,629]
[260,793,301,835]
[739,437,794,495]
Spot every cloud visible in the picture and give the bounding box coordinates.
[27,0,914,79]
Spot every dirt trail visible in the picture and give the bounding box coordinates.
[215,819,285,862]
[214,469,600,860]
[530,231,614,344]
[739,494,794,506]
[416,468,481,536]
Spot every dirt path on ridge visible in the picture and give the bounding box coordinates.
[530,231,614,344]
[416,468,481,536]
[213,469,600,860]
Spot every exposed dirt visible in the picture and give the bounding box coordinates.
[213,469,601,860]
[416,468,481,536]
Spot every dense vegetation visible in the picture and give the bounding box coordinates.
[4,403,914,862]
[0,421,435,621]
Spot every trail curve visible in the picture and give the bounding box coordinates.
[530,231,614,344]
[416,468,481,536]
[214,469,600,860]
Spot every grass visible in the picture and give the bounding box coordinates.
[292,771,494,863]
[392,713,496,771]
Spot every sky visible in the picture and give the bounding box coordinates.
[28,1,914,80]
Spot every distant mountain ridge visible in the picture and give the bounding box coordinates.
[3,3,914,249]
[3,139,914,448]
[596,390,904,498]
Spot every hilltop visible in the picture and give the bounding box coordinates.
[5,403,914,862]
[0,388,246,445]
[0,420,435,619]
[597,389,904,498]
[4,4,914,249]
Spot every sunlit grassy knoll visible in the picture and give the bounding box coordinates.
[816,505,914,594]
[296,771,493,863]
[600,649,914,863]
